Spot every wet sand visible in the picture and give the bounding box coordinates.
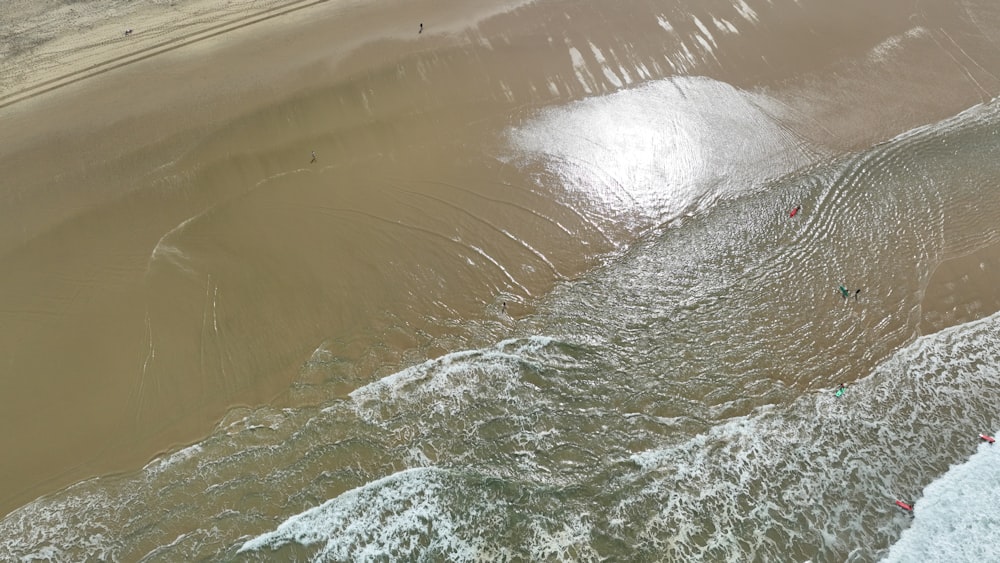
[4,0,1000,518]
[921,241,1000,336]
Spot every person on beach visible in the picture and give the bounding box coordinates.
[790,205,801,217]
[501,301,507,314]
[419,23,423,34]
[854,288,861,301]
[310,151,317,163]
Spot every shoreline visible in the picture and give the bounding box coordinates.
[4,0,1000,520]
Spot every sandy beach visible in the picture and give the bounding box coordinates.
[4,0,1000,527]
[1,0,322,108]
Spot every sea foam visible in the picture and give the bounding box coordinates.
[881,439,1000,562]
[237,466,597,562]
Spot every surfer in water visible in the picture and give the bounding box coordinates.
[311,150,317,163]
[855,288,861,301]
[839,285,850,300]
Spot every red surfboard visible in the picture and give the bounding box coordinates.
[980,433,995,444]
[895,500,913,512]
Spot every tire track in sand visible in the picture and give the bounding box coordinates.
[0,0,331,110]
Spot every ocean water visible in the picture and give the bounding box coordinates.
[3,75,1000,561]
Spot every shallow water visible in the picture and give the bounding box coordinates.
[4,85,1000,563]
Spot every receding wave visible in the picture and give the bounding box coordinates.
[238,466,598,562]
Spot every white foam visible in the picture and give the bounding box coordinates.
[881,440,1000,562]
[588,42,624,89]
[868,27,929,63]
[679,41,696,68]
[567,45,595,94]
[733,0,759,23]
[616,311,1000,561]
[238,466,598,561]
[498,79,515,102]
[618,64,633,86]
[526,511,598,561]
[147,214,199,277]
[349,336,556,422]
[713,17,739,34]
[0,485,123,562]
[143,443,204,475]
[656,15,673,33]
[691,17,718,50]
[694,34,715,58]
[239,467,435,555]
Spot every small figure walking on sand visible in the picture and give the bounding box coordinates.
[310,150,317,163]
[790,205,801,218]
[419,23,423,34]
[501,301,507,315]
[854,288,861,301]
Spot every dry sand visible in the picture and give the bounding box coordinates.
[3,0,1000,517]
[1,0,324,108]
